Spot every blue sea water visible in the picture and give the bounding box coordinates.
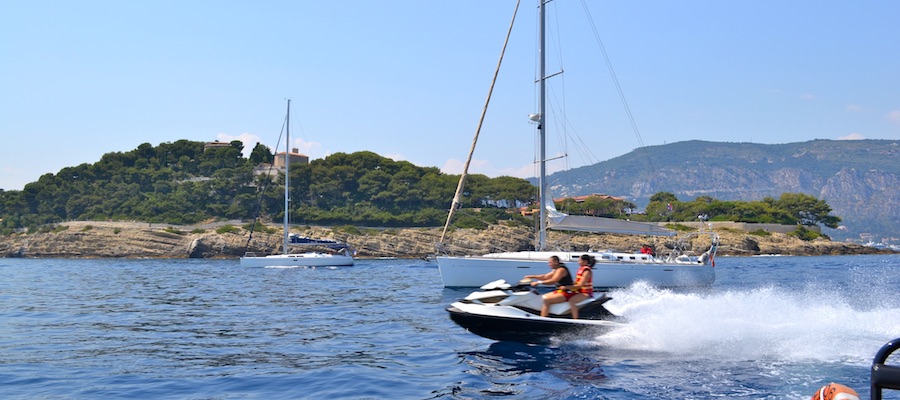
[1,255,899,399]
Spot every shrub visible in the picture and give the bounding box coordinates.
[242,222,276,234]
[788,226,825,241]
[216,225,241,234]
[453,214,488,229]
[164,227,185,235]
[663,223,694,232]
[335,225,362,235]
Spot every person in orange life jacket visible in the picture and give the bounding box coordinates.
[640,245,653,255]
[536,254,594,319]
[524,256,573,289]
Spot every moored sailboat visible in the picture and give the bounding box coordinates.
[435,1,717,288]
[241,100,354,268]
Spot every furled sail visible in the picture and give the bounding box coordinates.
[545,205,676,237]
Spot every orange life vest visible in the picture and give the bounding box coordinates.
[574,265,593,297]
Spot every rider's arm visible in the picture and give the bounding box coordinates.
[524,271,551,280]
[543,268,567,284]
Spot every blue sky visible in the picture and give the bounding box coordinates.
[2,0,898,191]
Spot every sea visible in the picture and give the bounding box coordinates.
[1,254,899,399]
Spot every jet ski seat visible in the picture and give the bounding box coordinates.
[547,294,607,316]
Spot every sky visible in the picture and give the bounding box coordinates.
[2,0,898,191]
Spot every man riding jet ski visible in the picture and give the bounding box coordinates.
[447,278,623,344]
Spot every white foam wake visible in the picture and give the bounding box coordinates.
[594,281,900,364]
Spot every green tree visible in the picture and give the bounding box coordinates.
[771,193,841,228]
[249,143,274,165]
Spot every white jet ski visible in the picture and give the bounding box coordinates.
[447,279,623,344]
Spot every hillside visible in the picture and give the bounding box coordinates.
[542,139,900,242]
[0,221,890,259]
[2,138,896,245]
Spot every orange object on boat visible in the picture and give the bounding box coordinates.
[810,382,860,400]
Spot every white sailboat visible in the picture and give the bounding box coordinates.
[435,1,717,288]
[241,100,354,268]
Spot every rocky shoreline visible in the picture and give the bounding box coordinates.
[0,220,892,259]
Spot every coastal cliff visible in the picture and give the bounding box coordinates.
[0,221,889,259]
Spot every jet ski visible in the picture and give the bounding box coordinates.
[447,279,623,344]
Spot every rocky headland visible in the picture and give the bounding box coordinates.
[0,220,891,259]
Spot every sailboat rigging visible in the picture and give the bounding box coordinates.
[435,0,718,288]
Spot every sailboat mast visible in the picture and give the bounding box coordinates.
[537,0,547,250]
[283,99,291,255]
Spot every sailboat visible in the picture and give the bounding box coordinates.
[240,100,354,268]
[435,1,717,288]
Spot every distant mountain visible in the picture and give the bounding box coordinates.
[539,139,900,242]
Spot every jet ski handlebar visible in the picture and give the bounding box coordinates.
[872,337,900,400]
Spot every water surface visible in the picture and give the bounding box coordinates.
[1,255,899,399]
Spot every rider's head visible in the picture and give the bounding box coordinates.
[548,255,561,268]
[579,254,596,267]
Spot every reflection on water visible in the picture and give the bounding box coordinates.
[463,342,560,375]
[457,341,608,397]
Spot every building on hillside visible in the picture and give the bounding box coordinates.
[555,193,625,203]
[204,140,233,151]
[251,149,310,179]
[518,206,539,217]
[252,163,276,178]
[274,148,309,169]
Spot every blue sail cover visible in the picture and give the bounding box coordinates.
[289,234,350,249]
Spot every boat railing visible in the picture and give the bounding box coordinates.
[872,338,900,400]
[660,231,719,264]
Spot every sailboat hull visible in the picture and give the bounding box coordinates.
[240,253,354,268]
[437,251,714,288]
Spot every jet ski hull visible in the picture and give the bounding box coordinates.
[447,303,621,344]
